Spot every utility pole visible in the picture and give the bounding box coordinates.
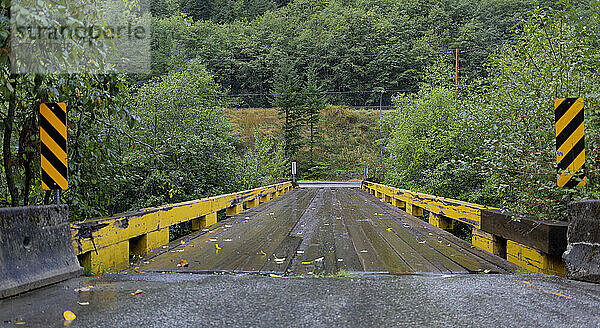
[378,89,384,168]
[455,49,459,93]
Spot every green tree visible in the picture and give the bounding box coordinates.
[302,68,325,165]
[272,60,304,159]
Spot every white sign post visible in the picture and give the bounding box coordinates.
[291,161,297,183]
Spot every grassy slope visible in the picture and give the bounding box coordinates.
[225,106,381,181]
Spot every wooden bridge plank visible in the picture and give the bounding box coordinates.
[234,188,317,272]
[224,188,315,271]
[290,189,339,275]
[337,201,387,272]
[260,235,302,273]
[137,185,516,276]
[140,189,309,272]
[377,196,519,273]
[383,219,467,274]
[330,189,363,272]
[342,188,445,273]
[359,221,412,274]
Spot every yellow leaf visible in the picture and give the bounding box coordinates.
[130,289,143,296]
[63,311,76,321]
[215,244,221,250]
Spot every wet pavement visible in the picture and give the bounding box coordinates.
[1,272,599,327]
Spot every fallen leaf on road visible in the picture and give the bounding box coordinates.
[387,227,393,231]
[63,311,76,321]
[177,260,189,267]
[521,281,531,285]
[181,241,185,244]
[130,289,143,296]
[74,286,94,292]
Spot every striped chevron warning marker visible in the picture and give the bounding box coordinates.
[554,98,586,188]
[40,103,68,190]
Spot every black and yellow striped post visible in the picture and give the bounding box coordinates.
[40,103,68,190]
[554,98,586,188]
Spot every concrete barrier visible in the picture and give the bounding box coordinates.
[0,205,82,299]
[563,200,600,283]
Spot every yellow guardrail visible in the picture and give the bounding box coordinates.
[361,181,566,276]
[71,181,294,273]
[361,181,490,229]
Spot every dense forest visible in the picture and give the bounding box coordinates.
[1,0,599,221]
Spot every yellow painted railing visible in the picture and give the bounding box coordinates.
[71,181,295,273]
[361,181,566,276]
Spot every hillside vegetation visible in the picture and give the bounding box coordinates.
[2,0,599,222]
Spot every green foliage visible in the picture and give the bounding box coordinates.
[383,3,600,220]
[234,132,287,189]
[149,0,540,107]
[384,83,497,204]
[458,4,600,219]
[122,59,239,209]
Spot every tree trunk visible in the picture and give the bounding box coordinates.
[3,76,19,206]
[310,118,313,164]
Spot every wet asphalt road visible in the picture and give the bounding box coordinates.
[1,273,599,327]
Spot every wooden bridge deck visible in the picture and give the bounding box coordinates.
[137,187,518,275]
